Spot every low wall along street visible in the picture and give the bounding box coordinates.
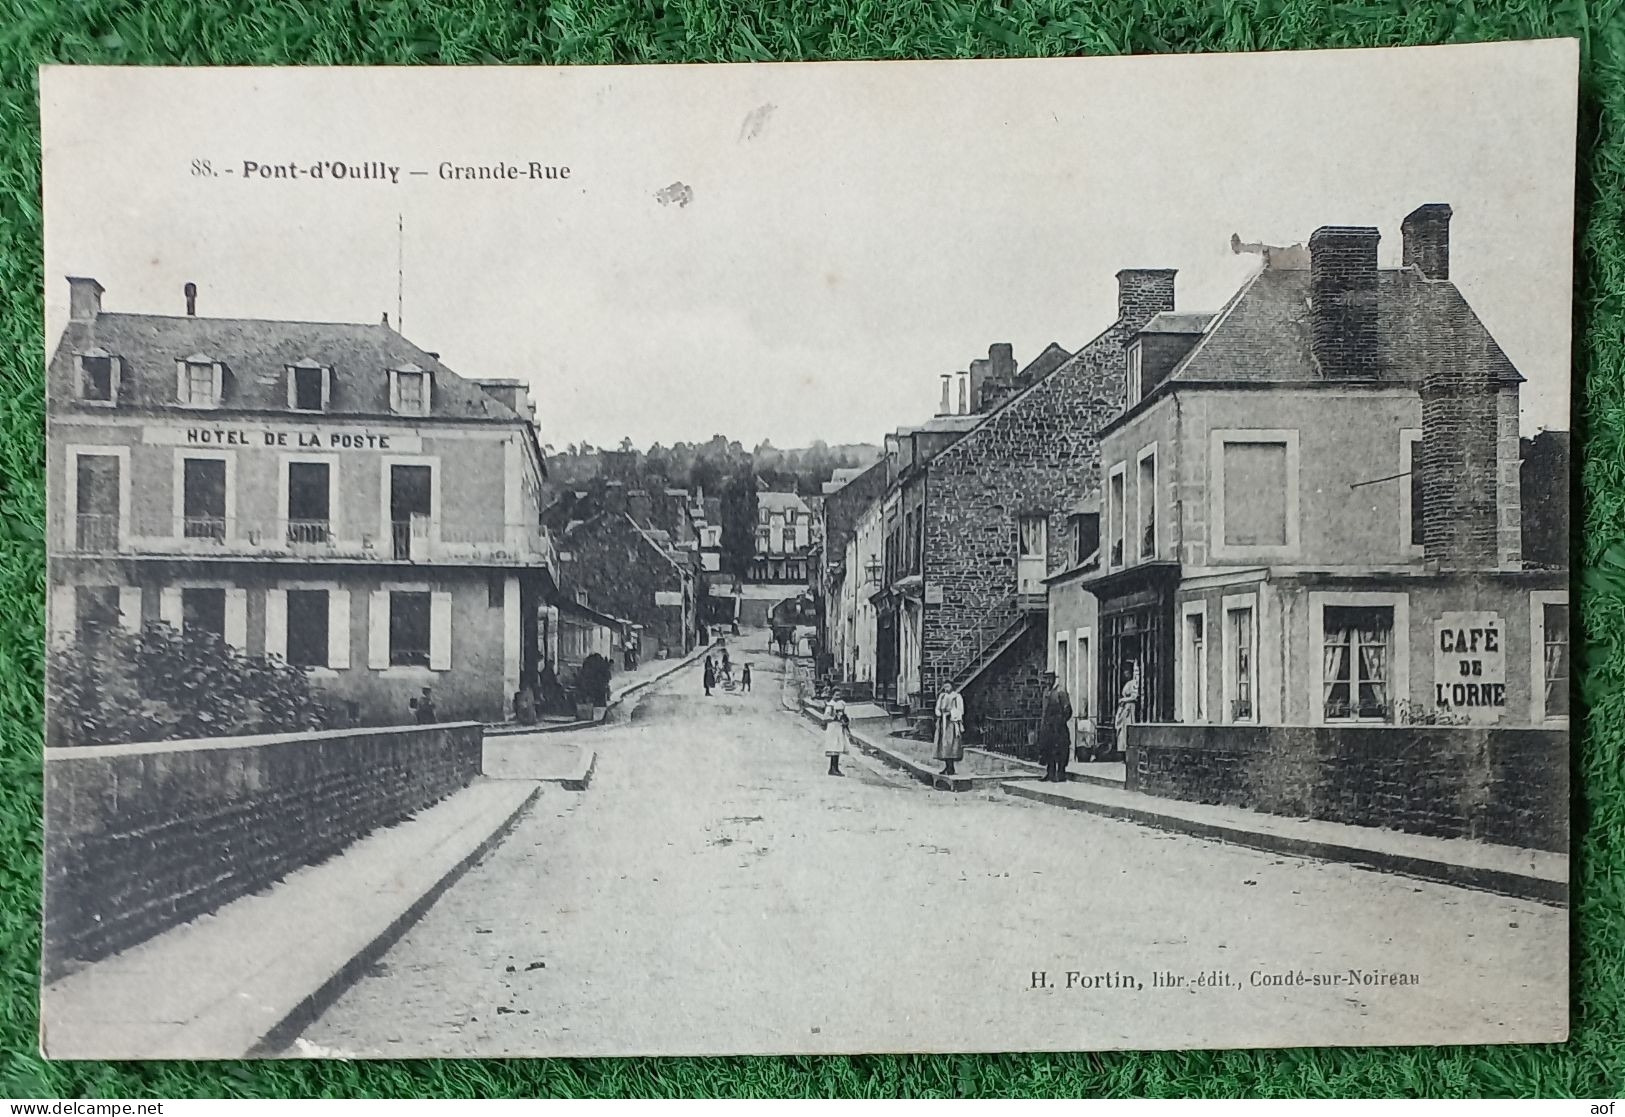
[1124,723,1568,853]
[43,722,483,978]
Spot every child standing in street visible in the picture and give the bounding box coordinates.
[824,690,849,776]
[740,662,752,692]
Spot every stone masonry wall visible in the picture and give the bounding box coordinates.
[563,513,689,654]
[43,722,483,977]
[1125,723,1567,852]
[922,271,1176,707]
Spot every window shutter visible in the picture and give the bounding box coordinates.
[321,367,333,410]
[49,586,75,643]
[159,587,183,628]
[117,587,141,633]
[328,589,351,669]
[285,368,297,410]
[423,375,433,415]
[369,591,389,668]
[430,591,452,670]
[175,360,189,405]
[110,357,123,404]
[224,588,248,650]
[211,363,225,407]
[388,371,401,413]
[264,589,288,660]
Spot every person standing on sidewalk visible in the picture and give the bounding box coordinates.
[824,690,850,776]
[933,682,965,776]
[703,655,716,697]
[1038,672,1074,782]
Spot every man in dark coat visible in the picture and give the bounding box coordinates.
[1037,672,1073,782]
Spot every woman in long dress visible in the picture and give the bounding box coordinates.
[825,690,850,776]
[934,683,965,775]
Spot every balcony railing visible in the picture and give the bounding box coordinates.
[51,511,555,568]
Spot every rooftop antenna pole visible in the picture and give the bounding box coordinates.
[396,213,404,332]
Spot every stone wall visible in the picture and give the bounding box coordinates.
[922,270,1176,704]
[562,512,691,654]
[43,722,483,977]
[1124,723,1567,852]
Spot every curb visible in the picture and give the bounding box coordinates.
[248,783,542,1056]
[1002,781,1567,907]
[483,644,713,737]
[560,748,596,792]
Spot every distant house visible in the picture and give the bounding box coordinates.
[558,499,698,658]
[750,490,815,583]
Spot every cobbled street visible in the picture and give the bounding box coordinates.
[300,642,1566,1057]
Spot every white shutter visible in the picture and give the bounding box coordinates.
[117,587,141,633]
[159,587,183,628]
[327,589,351,669]
[388,371,402,413]
[111,357,124,404]
[211,363,224,407]
[285,367,297,409]
[321,367,332,410]
[49,586,75,644]
[174,360,189,405]
[369,591,389,668]
[264,589,288,660]
[429,591,452,670]
[224,588,248,651]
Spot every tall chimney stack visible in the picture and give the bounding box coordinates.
[184,282,197,316]
[1308,226,1381,378]
[1115,269,1177,332]
[968,358,990,413]
[1401,203,1452,280]
[957,371,970,415]
[988,343,1015,380]
[67,276,104,322]
[939,375,952,416]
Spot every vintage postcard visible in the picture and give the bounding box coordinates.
[38,41,1576,1059]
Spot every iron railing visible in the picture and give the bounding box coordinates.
[975,715,1041,761]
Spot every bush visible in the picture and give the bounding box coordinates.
[578,653,613,707]
[47,619,329,747]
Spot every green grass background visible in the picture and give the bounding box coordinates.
[0,0,1620,1100]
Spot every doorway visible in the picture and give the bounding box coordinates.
[389,464,432,559]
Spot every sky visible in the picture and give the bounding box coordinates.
[41,42,1576,448]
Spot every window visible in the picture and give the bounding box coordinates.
[390,366,430,415]
[1322,605,1393,721]
[1107,465,1126,568]
[182,587,227,638]
[1223,602,1255,722]
[1223,442,1287,546]
[176,356,223,407]
[287,461,332,543]
[1073,511,1101,566]
[74,586,121,642]
[286,590,330,668]
[1533,596,1569,722]
[289,362,330,412]
[388,462,434,559]
[74,452,121,551]
[1182,605,1207,722]
[1075,632,1091,719]
[182,457,227,540]
[389,591,431,667]
[77,351,117,404]
[1400,430,1425,552]
[1126,342,1143,406]
[1137,447,1158,560]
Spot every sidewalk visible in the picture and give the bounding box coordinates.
[1002,777,1567,906]
[485,641,712,737]
[41,779,540,1059]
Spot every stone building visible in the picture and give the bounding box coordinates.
[815,460,888,676]
[883,270,1177,735]
[45,276,554,728]
[749,490,815,583]
[1079,204,1566,754]
[556,505,697,658]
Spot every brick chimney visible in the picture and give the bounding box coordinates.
[989,343,1015,380]
[968,358,989,413]
[1309,226,1381,379]
[1402,203,1452,280]
[1420,321,1500,571]
[1116,269,1177,331]
[67,276,104,322]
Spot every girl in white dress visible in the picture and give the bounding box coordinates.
[824,690,850,776]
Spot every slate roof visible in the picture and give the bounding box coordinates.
[49,311,522,421]
[1165,267,1523,387]
[757,491,811,513]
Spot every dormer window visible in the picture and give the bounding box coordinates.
[389,364,431,416]
[1126,342,1144,406]
[176,353,224,408]
[287,359,332,412]
[76,348,119,405]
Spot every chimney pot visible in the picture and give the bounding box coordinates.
[939,374,952,416]
[67,276,104,322]
[183,282,197,317]
[1402,203,1452,280]
[1308,226,1381,378]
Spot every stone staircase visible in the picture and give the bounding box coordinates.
[919,593,1040,713]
